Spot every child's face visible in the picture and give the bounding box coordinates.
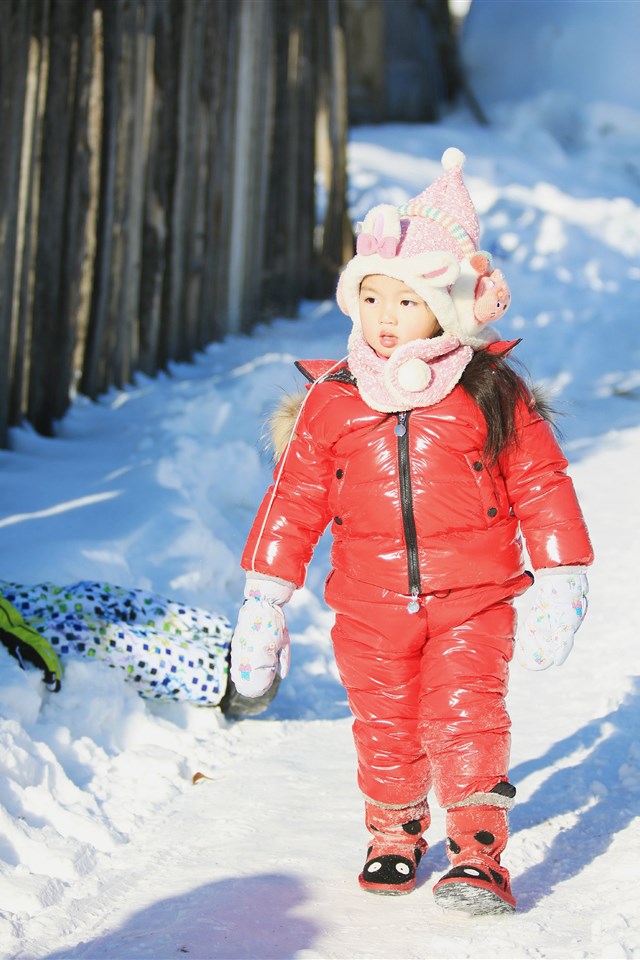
[359,274,440,358]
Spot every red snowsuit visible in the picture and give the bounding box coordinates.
[242,350,593,809]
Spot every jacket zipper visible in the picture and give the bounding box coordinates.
[396,411,421,609]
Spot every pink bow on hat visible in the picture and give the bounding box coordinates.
[356,232,399,258]
[356,207,400,259]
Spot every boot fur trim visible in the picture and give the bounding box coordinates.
[362,794,429,811]
[449,782,516,812]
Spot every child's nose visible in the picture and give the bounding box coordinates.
[380,305,397,325]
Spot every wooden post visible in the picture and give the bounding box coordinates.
[138,0,171,376]
[9,0,47,432]
[179,0,208,358]
[55,0,95,415]
[262,0,298,320]
[27,0,88,434]
[112,0,153,385]
[160,0,192,363]
[317,0,352,294]
[0,0,31,445]
[81,0,121,399]
[198,0,238,346]
[226,0,274,335]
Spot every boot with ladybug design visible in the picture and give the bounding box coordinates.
[359,799,430,895]
[433,782,516,914]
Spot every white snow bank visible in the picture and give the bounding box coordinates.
[461,0,640,112]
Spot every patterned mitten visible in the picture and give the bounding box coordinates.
[517,567,589,670]
[230,577,294,697]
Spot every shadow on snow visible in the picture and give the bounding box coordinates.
[43,872,319,960]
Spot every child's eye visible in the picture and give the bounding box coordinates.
[400,299,417,307]
[362,295,377,304]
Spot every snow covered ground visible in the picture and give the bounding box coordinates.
[1,96,640,959]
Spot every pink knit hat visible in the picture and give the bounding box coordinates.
[395,148,479,260]
[337,147,510,348]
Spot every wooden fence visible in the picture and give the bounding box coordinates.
[0,0,351,444]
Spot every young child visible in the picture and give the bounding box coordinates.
[230,148,593,915]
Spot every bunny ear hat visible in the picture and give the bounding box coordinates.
[337,147,510,349]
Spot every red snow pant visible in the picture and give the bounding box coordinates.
[324,569,531,809]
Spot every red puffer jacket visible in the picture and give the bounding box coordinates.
[242,355,593,596]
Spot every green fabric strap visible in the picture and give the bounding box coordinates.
[0,595,63,690]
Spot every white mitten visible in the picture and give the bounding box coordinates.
[230,576,294,697]
[517,567,589,671]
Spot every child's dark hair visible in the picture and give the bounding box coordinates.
[460,346,553,465]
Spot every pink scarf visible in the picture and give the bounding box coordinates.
[348,334,473,413]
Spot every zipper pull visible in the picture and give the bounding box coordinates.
[394,412,407,438]
[407,588,420,614]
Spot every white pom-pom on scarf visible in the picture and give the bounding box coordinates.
[396,357,431,392]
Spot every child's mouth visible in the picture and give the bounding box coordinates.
[379,334,398,349]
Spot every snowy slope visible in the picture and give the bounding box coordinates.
[460,0,640,113]
[1,103,640,958]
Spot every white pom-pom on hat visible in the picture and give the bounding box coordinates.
[441,147,465,171]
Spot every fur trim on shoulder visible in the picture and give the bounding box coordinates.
[264,391,306,460]
[530,383,556,424]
